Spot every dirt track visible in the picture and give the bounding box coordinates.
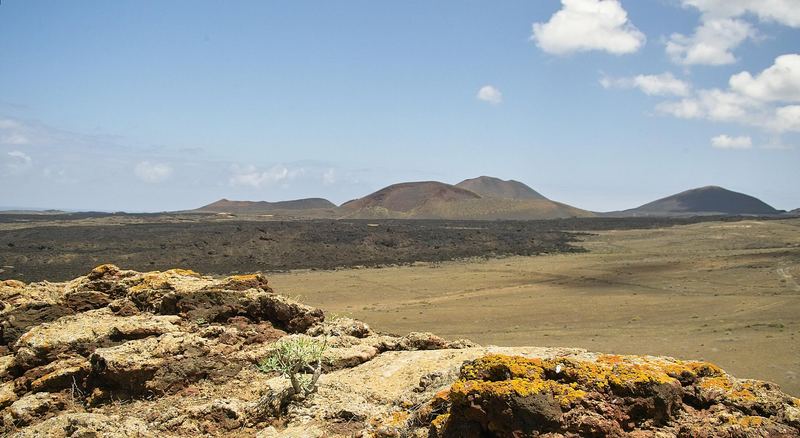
[270,219,800,396]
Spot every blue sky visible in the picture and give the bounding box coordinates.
[0,0,798,212]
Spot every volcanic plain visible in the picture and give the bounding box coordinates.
[269,218,800,396]
[1,213,798,396]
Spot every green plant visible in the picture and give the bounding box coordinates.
[258,336,327,398]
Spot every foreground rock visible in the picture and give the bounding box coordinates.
[1,265,798,437]
[426,354,800,437]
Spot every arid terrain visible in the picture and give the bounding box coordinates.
[270,218,800,396]
[0,212,745,282]
[1,214,797,396]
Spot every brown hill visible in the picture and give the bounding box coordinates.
[455,176,546,200]
[196,198,336,214]
[610,186,781,217]
[340,181,480,213]
[341,180,593,220]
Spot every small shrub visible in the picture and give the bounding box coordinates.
[258,336,327,398]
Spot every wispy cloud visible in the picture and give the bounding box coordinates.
[711,134,752,149]
[3,150,33,173]
[600,72,691,97]
[596,54,800,138]
[228,164,305,188]
[134,161,173,183]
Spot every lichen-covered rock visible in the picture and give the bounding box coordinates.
[2,266,798,438]
[0,280,76,346]
[307,317,373,338]
[0,381,17,409]
[1,392,68,431]
[427,353,800,437]
[216,273,272,291]
[373,332,478,352]
[9,412,155,438]
[257,293,324,333]
[11,308,181,371]
[89,332,241,399]
[22,356,91,394]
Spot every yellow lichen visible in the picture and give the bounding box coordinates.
[452,357,587,409]
[699,376,734,392]
[220,273,270,290]
[659,359,724,379]
[461,354,545,381]
[386,410,410,428]
[0,279,25,288]
[541,356,676,394]
[726,415,764,428]
[128,273,175,292]
[430,413,450,432]
[698,376,757,402]
[730,382,757,402]
[164,268,200,277]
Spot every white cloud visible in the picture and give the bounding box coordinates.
[476,85,503,105]
[729,54,800,102]
[681,0,800,27]
[228,164,304,188]
[3,150,33,174]
[134,161,172,183]
[666,18,755,66]
[531,0,645,55]
[652,54,800,134]
[770,105,800,133]
[656,88,753,121]
[711,134,752,149]
[600,72,691,96]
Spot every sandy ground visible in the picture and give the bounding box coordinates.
[271,219,800,396]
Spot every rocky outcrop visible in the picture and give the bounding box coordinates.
[1,265,798,437]
[11,309,182,371]
[425,354,800,437]
[12,412,155,437]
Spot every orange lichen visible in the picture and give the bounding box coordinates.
[597,354,624,365]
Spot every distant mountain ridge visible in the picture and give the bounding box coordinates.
[197,198,336,214]
[191,180,784,220]
[608,186,781,217]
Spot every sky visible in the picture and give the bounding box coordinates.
[0,0,798,212]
